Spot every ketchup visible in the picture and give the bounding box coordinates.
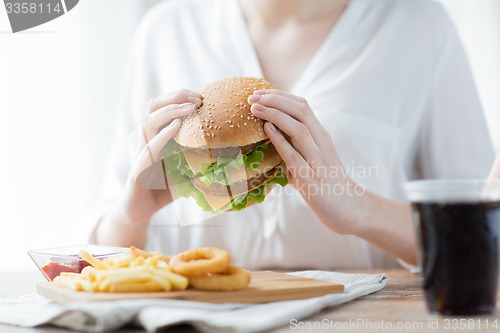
[41,257,91,281]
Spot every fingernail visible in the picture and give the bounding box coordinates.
[267,122,277,132]
[187,96,202,107]
[250,104,264,114]
[170,118,181,126]
[254,90,267,95]
[188,91,202,98]
[248,95,261,103]
[178,102,193,110]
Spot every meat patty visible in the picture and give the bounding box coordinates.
[184,140,270,158]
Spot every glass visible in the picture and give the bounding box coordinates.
[403,180,500,315]
[28,244,128,281]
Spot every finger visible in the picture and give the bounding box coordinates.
[146,118,182,162]
[132,119,182,189]
[264,121,313,184]
[147,89,202,114]
[251,103,320,164]
[253,89,304,103]
[148,102,198,123]
[143,102,196,142]
[248,93,309,123]
[249,91,328,150]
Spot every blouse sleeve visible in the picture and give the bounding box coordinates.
[416,9,495,179]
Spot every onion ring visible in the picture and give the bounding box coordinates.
[169,247,231,277]
[188,265,251,291]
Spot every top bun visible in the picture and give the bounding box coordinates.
[175,77,275,148]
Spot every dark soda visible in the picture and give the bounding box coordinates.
[413,201,500,315]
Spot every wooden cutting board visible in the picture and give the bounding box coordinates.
[37,271,344,304]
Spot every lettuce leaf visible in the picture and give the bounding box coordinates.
[198,144,269,186]
[162,140,288,213]
[175,179,215,213]
[243,144,269,170]
[163,141,215,212]
[163,141,194,179]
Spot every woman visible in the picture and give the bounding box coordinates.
[91,0,494,269]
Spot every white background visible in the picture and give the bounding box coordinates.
[0,0,499,271]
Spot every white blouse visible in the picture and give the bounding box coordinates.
[95,0,494,269]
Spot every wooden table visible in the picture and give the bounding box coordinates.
[1,270,499,332]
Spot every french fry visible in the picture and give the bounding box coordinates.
[100,271,151,285]
[93,265,150,279]
[145,255,160,266]
[79,279,98,292]
[79,250,109,270]
[148,267,188,290]
[80,266,96,282]
[149,275,172,291]
[54,247,190,293]
[102,255,133,268]
[130,246,170,264]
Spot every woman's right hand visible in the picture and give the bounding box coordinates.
[122,89,202,225]
[96,89,201,248]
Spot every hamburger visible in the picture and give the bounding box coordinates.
[163,77,288,213]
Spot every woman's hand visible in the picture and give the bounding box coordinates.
[94,89,202,247]
[125,89,202,224]
[248,89,356,233]
[248,89,417,264]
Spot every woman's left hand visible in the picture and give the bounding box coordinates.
[248,89,417,264]
[248,89,362,234]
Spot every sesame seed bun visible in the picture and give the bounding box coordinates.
[175,77,275,149]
